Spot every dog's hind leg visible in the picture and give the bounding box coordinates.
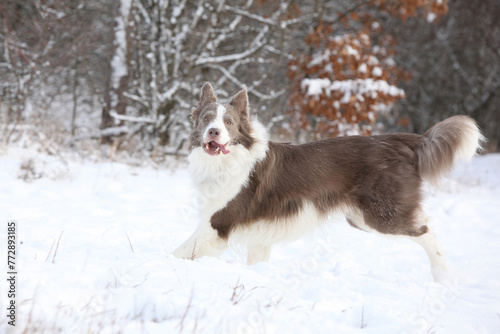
[247,244,271,265]
[407,210,448,283]
[354,204,449,283]
[410,229,448,283]
[173,224,228,260]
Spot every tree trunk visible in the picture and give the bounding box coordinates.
[101,0,132,131]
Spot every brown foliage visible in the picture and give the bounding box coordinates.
[287,0,449,138]
[288,28,404,137]
[370,0,448,20]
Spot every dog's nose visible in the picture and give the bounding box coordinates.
[208,128,221,138]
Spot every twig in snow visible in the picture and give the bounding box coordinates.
[179,286,194,334]
[45,237,56,262]
[52,230,64,264]
[361,306,366,329]
[427,326,437,334]
[125,233,134,253]
[230,278,246,305]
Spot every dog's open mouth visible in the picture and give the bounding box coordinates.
[203,141,230,156]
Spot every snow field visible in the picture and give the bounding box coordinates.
[1,149,499,333]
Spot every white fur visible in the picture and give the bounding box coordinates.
[232,202,323,245]
[202,104,230,145]
[345,209,375,233]
[454,118,485,162]
[410,230,448,283]
[173,118,269,260]
[231,201,330,264]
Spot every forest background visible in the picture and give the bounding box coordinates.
[1,0,499,162]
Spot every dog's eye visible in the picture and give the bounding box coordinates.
[204,117,210,123]
[226,120,232,125]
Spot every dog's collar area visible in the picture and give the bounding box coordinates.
[203,141,230,156]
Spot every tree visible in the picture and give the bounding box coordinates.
[389,0,500,151]
[101,0,133,131]
[106,0,306,155]
[288,26,405,138]
[0,0,114,146]
[286,0,449,140]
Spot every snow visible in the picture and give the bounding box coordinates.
[344,45,360,60]
[427,13,437,23]
[372,67,382,77]
[301,78,405,103]
[301,78,331,97]
[1,148,500,333]
[358,63,367,74]
[308,50,331,68]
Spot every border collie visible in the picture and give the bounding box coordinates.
[173,82,484,282]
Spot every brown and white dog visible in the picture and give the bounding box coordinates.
[173,82,484,282]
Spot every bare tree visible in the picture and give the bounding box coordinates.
[111,0,305,155]
[0,0,114,146]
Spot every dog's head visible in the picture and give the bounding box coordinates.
[190,83,255,156]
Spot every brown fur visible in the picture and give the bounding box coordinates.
[211,134,429,238]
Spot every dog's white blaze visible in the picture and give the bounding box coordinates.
[216,104,226,115]
[202,104,230,145]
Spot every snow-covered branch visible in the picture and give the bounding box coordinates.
[194,26,269,65]
[110,111,156,124]
[122,92,149,108]
[281,13,318,28]
[302,78,405,103]
[159,81,182,103]
[69,126,129,145]
[206,64,285,100]
[223,5,277,25]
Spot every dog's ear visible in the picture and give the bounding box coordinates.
[229,85,249,117]
[199,82,217,106]
[192,82,217,124]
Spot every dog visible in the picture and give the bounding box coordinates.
[173,82,484,282]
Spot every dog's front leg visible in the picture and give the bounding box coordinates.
[247,244,271,265]
[173,223,228,260]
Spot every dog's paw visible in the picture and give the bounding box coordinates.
[432,267,454,285]
[173,245,196,260]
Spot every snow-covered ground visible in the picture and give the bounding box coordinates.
[1,149,499,334]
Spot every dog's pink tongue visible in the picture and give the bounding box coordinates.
[208,141,230,155]
[220,144,230,155]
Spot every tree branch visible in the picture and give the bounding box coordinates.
[206,64,285,100]
[223,5,277,25]
[194,26,269,65]
[110,111,155,124]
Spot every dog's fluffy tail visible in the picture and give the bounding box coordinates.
[418,115,485,185]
